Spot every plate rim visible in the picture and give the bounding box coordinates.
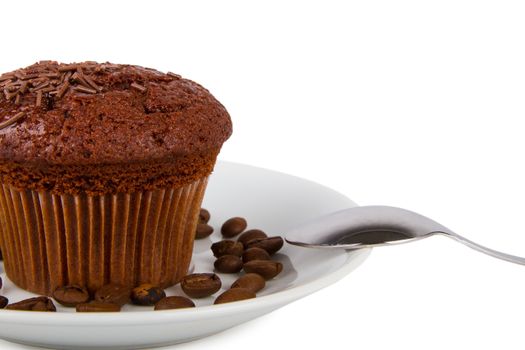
[0,161,371,326]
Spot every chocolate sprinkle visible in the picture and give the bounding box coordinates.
[56,80,70,98]
[21,74,39,80]
[0,73,14,82]
[32,81,50,92]
[73,86,97,94]
[35,91,42,107]
[131,82,146,92]
[45,72,60,78]
[3,88,15,101]
[19,81,29,93]
[83,74,102,91]
[40,86,55,93]
[58,64,80,72]
[0,112,25,130]
[72,71,89,87]
[62,71,73,84]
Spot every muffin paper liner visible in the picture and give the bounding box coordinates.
[0,177,208,296]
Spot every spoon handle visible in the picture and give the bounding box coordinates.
[441,232,525,266]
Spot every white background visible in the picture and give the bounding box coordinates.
[2,0,525,349]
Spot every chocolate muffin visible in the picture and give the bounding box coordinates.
[0,61,232,295]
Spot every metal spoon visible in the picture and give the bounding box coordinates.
[285,205,525,265]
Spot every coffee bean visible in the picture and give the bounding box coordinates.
[0,296,8,309]
[242,247,271,263]
[211,240,244,258]
[181,273,222,298]
[53,285,90,307]
[131,284,166,306]
[221,217,247,238]
[237,229,267,246]
[76,301,121,312]
[231,273,266,293]
[199,208,211,223]
[195,223,214,239]
[214,255,243,273]
[246,236,284,255]
[154,296,195,310]
[95,284,131,306]
[243,260,283,280]
[214,288,256,304]
[6,297,56,311]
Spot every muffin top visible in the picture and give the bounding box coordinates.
[0,61,232,165]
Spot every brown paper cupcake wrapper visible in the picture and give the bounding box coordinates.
[0,177,208,295]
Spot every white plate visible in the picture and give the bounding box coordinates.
[0,161,370,349]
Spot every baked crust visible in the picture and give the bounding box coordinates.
[0,62,232,194]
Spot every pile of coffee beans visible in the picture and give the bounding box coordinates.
[199,210,285,304]
[0,208,286,312]
[2,282,175,312]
